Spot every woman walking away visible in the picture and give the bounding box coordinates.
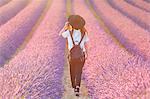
[59,15,89,97]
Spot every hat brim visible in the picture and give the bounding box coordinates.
[68,15,85,30]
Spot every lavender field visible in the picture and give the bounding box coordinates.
[0,0,150,99]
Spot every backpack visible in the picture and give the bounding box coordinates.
[69,29,85,60]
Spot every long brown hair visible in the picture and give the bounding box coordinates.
[80,27,87,34]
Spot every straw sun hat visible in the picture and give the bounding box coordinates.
[68,15,85,30]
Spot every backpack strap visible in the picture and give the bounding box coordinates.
[70,29,75,46]
[79,30,85,45]
[69,29,85,46]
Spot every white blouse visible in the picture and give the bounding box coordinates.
[61,29,89,52]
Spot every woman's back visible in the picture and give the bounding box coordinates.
[62,29,89,52]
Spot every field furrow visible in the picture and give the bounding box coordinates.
[72,0,150,98]
[0,0,66,98]
[108,0,150,32]
[144,0,150,3]
[0,0,29,26]
[0,0,10,7]
[125,0,150,12]
[0,0,47,67]
[90,0,150,60]
[0,0,150,98]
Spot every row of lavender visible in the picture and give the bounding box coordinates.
[0,0,29,26]
[90,0,150,61]
[0,0,66,98]
[144,0,150,3]
[73,0,150,98]
[0,0,10,7]
[107,0,150,32]
[0,0,47,67]
[125,0,150,12]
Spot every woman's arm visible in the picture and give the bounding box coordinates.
[59,22,69,36]
[84,42,88,59]
[84,30,89,59]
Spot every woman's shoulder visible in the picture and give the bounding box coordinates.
[62,30,70,38]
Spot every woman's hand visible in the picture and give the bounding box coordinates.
[64,22,70,30]
[59,22,69,36]
[65,22,69,26]
[65,22,72,31]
